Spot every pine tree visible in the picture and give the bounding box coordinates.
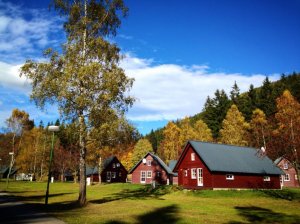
[220,104,250,146]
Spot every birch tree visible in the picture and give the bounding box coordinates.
[20,0,133,206]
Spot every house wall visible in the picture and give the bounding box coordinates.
[212,172,281,189]
[131,154,170,185]
[277,159,299,188]
[177,145,213,189]
[91,157,128,183]
[177,145,281,189]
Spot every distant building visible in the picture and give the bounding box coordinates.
[86,156,128,183]
[129,152,176,185]
[274,157,299,188]
[173,141,283,189]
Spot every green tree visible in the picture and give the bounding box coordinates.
[131,139,153,166]
[20,0,133,206]
[230,81,240,105]
[202,90,231,138]
[220,104,249,146]
[257,77,276,116]
[194,120,213,142]
[157,122,181,164]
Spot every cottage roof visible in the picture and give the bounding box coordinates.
[128,152,175,175]
[86,156,122,175]
[176,141,283,175]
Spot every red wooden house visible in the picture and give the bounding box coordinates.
[173,141,283,189]
[129,152,176,185]
[86,156,128,183]
[274,157,299,188]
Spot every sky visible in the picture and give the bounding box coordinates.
[0,0,300,135]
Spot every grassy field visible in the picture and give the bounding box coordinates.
[0,180,300,224]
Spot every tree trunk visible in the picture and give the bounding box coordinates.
[78,114,87,206]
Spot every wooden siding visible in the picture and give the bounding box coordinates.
[277,158,299,188]
[91,157,128,183]
[131,154,171,185]
[176,144,281,189]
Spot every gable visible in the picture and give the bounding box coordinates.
[175,141,283,175]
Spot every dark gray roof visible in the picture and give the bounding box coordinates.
[168,160,177,172]
[188,141,283,175]
[274,157,283,165]
[129,152,175,175]
[86,156,122,175]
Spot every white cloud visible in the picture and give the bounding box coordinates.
[0,0,63,63]
[0,61,31,93]
[122,53,280,121]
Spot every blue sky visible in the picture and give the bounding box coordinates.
[0,0,300,135]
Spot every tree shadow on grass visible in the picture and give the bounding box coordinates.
[105,204,179,224]
[89,185,168,205]
[260,189,300,201]
[229,206,300,224]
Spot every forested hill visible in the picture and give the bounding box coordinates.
[145,72,300,152]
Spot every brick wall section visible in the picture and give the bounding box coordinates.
[277,158,299,188]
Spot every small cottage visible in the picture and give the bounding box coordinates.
[173,141,283,189]
[129,152,176,185]
[87,156,128,183]
[274,157,299,188]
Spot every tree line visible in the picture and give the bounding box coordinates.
[144,74,300,180]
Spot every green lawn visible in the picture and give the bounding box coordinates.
[1,180,299,224]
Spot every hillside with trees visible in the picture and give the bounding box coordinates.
[145,72,300,175]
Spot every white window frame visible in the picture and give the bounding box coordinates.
[147,171,152,178]
[295,174,298,180]
[284,174,290,181]
[283,163,288,170]
[263,176,270,182]
[197,168,203,186]
[116,163,120,167]
[147,160,152,166]
[191,153,195,161]
[191,168,197,179]
[112,163,116,168]
[140,171,146,183]
[226,174,234,180]
[112,172,116,179]
[184,170,188,177]
[107,171,111,182]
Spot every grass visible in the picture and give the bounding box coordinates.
[1,180,300,223]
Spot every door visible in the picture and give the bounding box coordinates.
[107,171,111,182]
[197,168,203,186]
[140,171,146,184]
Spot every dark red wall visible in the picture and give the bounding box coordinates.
[92,157,127,183]
[176,145,281,189]
[131,154,171,185]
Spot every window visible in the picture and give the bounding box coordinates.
[284,174,290,181]
[112,172,116,178]
[283,163,288,170]
[184,170,188,177]
[295,175,298,180]
[112,163,116,168]
[116,163,120,167]
[119,172,122,177]
[191,168,196,179]
[156,171,161,177]
[147,171,152,178]
[263,176,270,182]
[191,153,195,161]
[226,174,234,180]
[147,160,152,166]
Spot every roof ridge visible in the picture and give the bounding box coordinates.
[189,140,258,150]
